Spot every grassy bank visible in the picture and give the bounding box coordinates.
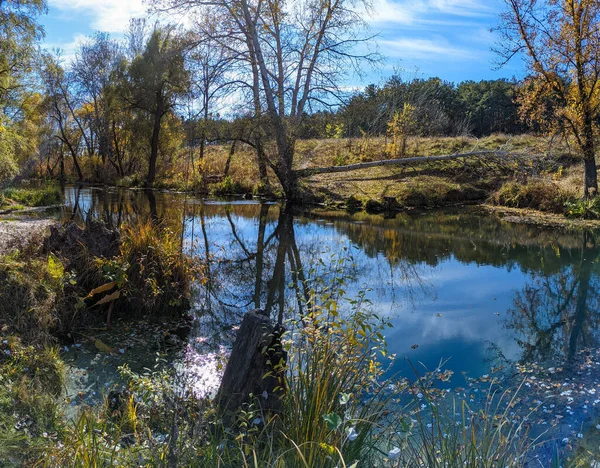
[143,133,595,221]
[0,184,63,211]
[0,217,196,465]
[40,133,597,222]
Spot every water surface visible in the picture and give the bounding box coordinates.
[59,186,600,450]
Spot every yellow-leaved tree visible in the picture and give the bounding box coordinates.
[496,0,600,198]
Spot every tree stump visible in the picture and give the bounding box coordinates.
[216,309,287,416]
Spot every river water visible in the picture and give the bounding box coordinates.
[57,185,600,455]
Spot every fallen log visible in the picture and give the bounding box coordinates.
[294,150,511,178]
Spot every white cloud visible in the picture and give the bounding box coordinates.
[379,37,476,60]
[428,0,495,16]
[368,0,416,24]
[368,0,495,25]
[48,0,146,33]
[43,33,89,62]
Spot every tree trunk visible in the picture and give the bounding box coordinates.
[62,135,83,181]
[59,151,65,181]
[255,137,269,190]
[199,137,205,160]
[275,140,299,201]
[224,140,236,177]
[216,309,286,416]
[294,150,506,179]
[111,120,125,177]
[583,152,598,199]
[147,104,164,186]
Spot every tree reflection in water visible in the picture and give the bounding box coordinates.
[505,230,600,368]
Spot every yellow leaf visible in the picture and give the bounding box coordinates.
[48,254,64,280]
[94,290,120,306]
[94,338,117,354]
[86,281,117,299]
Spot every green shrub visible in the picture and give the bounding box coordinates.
[3,185,63,208]
[564,197,600,219]
[211,175,248,196]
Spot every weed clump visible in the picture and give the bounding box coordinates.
[564,197,600,219]
[0,335,64,466]
[491,180,575,213]
[0,252,72,344]
[211,175,250,196]
[108,221,193,315]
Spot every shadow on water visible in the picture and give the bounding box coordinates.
[59,186,600,440]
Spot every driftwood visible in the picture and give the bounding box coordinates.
[216,309,287,416]
[294,150,511,178]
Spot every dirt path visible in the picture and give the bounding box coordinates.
[0,216,56,254]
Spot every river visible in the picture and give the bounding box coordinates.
[56,185,600,454]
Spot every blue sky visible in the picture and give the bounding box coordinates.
[40,0,526,87]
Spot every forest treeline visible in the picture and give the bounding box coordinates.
[0,0,542,191]
[2,0,600,200]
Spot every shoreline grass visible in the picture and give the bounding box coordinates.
[1,184,63,210]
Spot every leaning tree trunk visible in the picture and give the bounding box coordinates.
[255,137,269,189]
[224,141,236,177]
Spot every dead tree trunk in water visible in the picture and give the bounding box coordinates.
[216,309,286,416]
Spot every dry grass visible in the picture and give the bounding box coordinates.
[490,179,577,214]
[55,133,588,211]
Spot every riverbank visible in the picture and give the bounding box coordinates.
[25,134,599,225]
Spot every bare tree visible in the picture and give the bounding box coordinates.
[188,18,235,161]
[40,53,84,180]
[72,32,124,175]
[152,0,375,200]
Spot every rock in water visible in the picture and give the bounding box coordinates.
[216,309,287,416]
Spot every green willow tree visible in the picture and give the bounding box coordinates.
[0,0,47,184]
[497,0,600,198]
[127,26,190,186]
